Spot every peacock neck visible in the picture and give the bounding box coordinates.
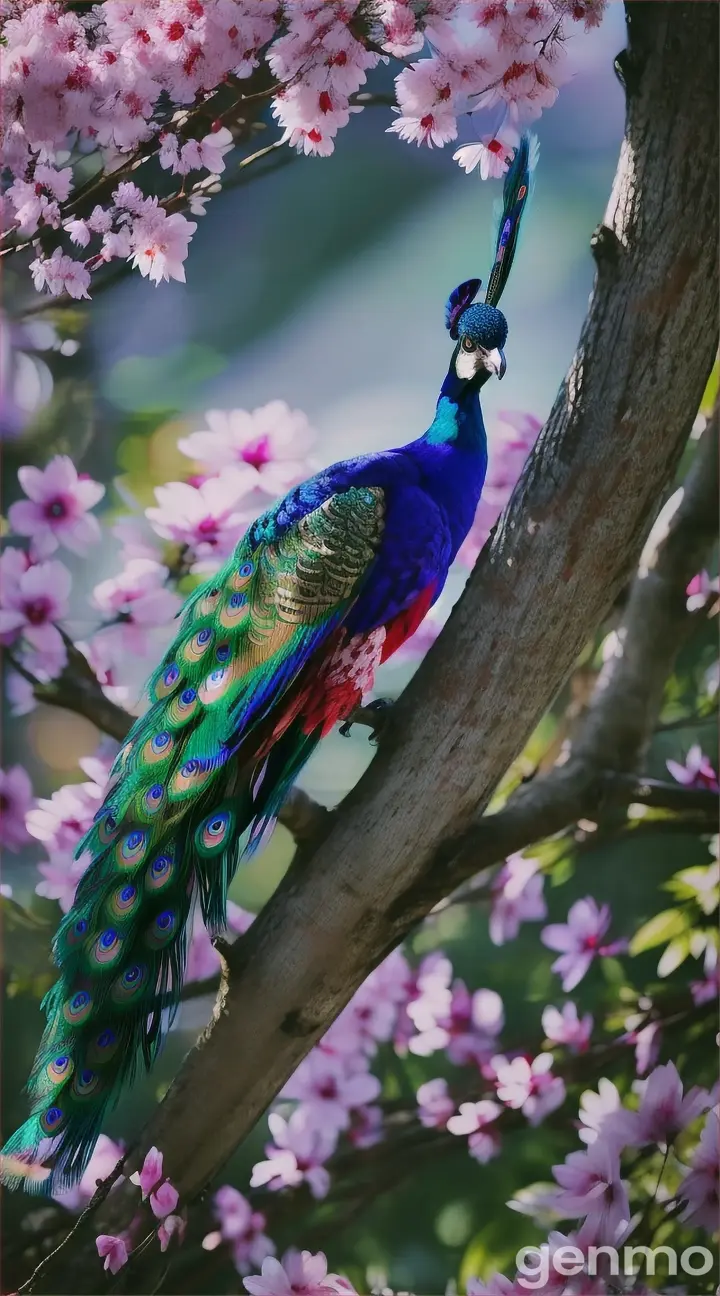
[419,363,489,461]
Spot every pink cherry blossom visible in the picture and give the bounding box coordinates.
[96,1234,129,1275]
[185,902,254,983]
[0,765,33,852]
[323,951,410,1059]
[447,1098,502,1163]
[417,1078,455,1129]
[282,1051,381,1133]
[666,744,719,791]
[129,206,197,285]
[202,1186,275,1276]
[578,1079,634,1152]
[490,852,547,945]
[0,556,71,673]
[467,1275,526,1296]
[250,1108,337,1200]
[551,1141,630,1249]
[150,1179,179,1219]
[691,943,720,1005]
[685,570,720,612]
[626,1062,710,1148]
[493,1053,566,1126]
[453,129,519,178]
[29,248,91,300]
[26,755,109,852]
[54,1134,125,1212]
[408,973,504,1066]
[244,1249,355,1296]
[129,1146,164,1199]
[146,471,256,572]
[541,1002,593,1054]
[178,403,316,499]
[9,456,104,557]
[92,558,183,657]
[678,1107,720,1231]
[347,1104,383,1149]
[36,847,92,913]
[158,1213,185,1252]
[623,1016,662,1077]
[541,898,625,992]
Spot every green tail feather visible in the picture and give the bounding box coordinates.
[2,486,385,1193]
[485,132,539,308]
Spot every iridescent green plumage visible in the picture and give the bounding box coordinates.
[2,487,385,1192]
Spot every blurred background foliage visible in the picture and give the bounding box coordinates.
[2,6,718,1292]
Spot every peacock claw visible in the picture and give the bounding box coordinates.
[339,697,393,742]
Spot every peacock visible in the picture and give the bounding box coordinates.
[1,134,538,1193]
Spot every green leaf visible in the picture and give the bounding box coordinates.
[629,908,690,955]
[657,934,692,978]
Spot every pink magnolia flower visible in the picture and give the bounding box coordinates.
[417,1078,455,1129]
[0,557,71,673]
[627,1062,710,1148]
[8,456,104,557]
[281,1051,380,1133]
[185,902,254,982]
[36,847,92,912]
[244,1249,355,1296]
[489,853,547,945]
[178,404,316,499]
[552,1141,631,1249]
[130,1146,163,1199]
[453,129,518,179]
[541,898,625,992]
[541,1003,593,1054]
[666,744,719,791]
[96,1234,129,1274]
[146,471,256,572]
[129,206,197,285]
[250,1107,337,1199]
[92,558,183,657]
[158,1213,185,1253]
[447,1098,502,1163]
[203,1186,275,1275]
[0,765,33,852]
[493,1054,566,1126]
[678,1107,720,1231]
[54,1135,125,1212]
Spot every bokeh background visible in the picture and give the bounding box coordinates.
[3,6,717,1292]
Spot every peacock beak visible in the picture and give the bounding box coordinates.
[487,347,506,380]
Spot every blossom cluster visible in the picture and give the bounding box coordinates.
[1,0,607,297]
[471,1067,718,1294]
[95,1145,183,1273]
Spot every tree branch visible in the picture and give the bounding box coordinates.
[20,6,720,1290]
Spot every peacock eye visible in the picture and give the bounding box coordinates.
[461,336,476,352]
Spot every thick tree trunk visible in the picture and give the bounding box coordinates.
[22,5,719,1291]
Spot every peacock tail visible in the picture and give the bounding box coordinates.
[484,132,539,309]
[1,486,386,1193]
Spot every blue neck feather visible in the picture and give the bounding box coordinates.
[425,362,488,454]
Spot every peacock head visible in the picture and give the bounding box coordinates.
[445,280,507,388]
